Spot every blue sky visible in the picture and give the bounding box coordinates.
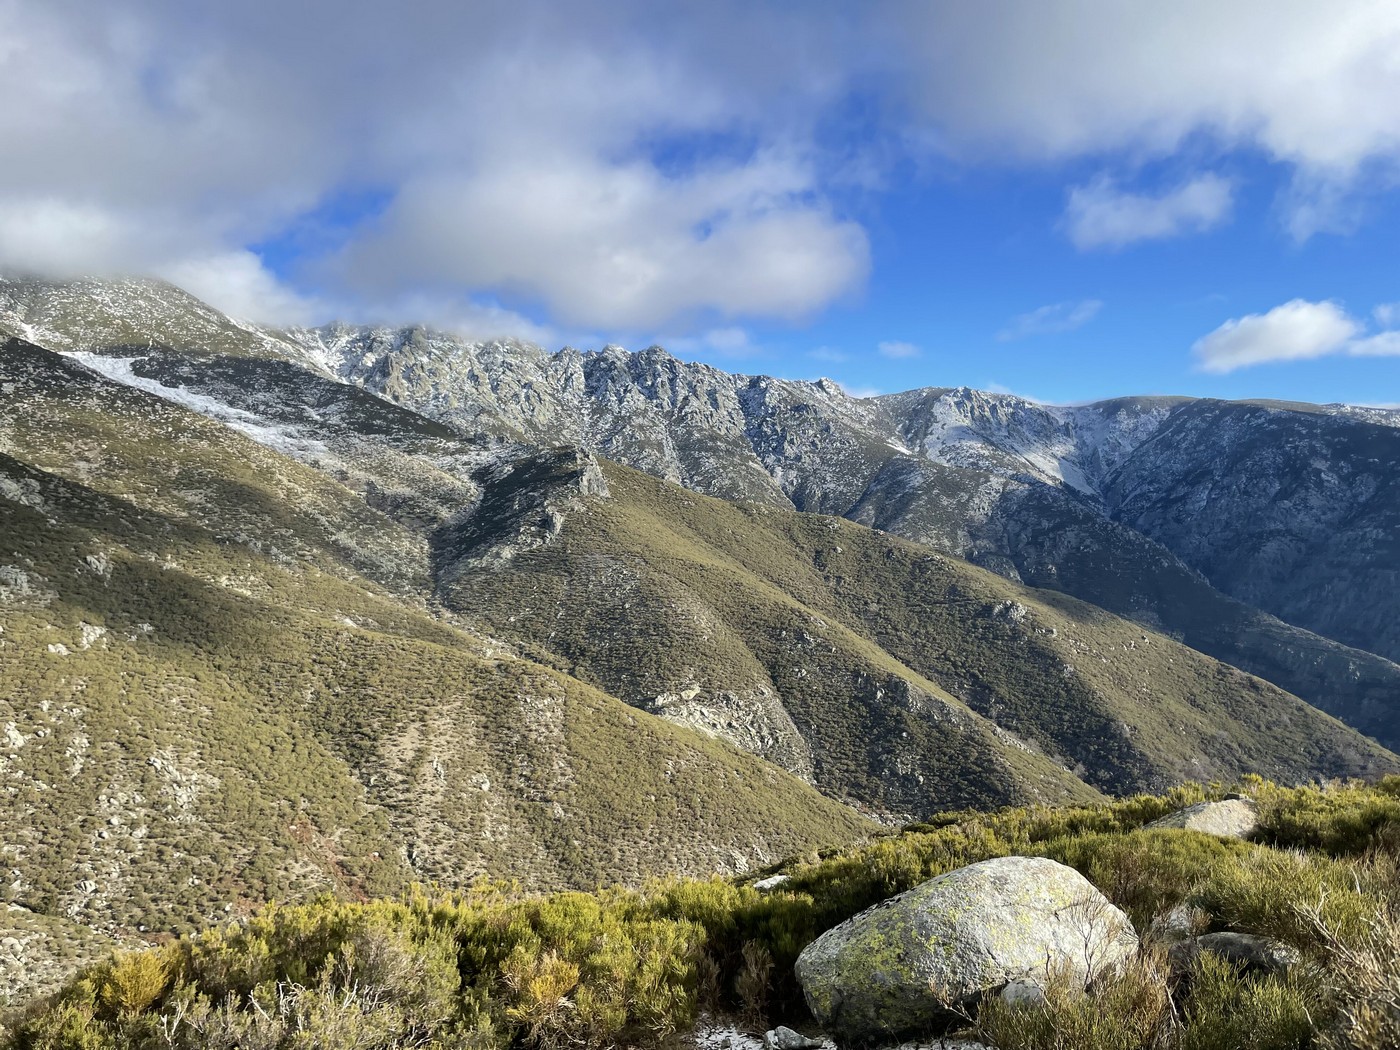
[2,1,1399,405]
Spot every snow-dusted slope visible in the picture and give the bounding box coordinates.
[4,274,1398,750]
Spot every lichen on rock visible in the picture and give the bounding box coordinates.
[794,855,1138,1043]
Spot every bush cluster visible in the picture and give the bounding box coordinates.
[6,777,1399,1049]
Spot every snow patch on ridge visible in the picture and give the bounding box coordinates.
[61,352,328,460]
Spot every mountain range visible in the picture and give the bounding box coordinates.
[1,273,1397,1005]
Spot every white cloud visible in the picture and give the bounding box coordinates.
[1192,299,1371,372]
[340,157,869,330]
[998,299,1103,341]
[893,3,1400,173]
[664,326,758,358]
[161,252,323,326]
[985,382,1048,404]
[1064,174,1233,249]
[877,340,920,358]
[833,381,881,399]
[1347,330,1400,357]
[0,1,872,330]
[354,291,558,346]
[7,1,1400,331]
[809,346,848,363]
[1374,303,1400,327]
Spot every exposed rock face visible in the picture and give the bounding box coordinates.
[1145,797,1259,839]
[793,856,1138,1042]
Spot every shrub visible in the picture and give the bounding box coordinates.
[975,954,1173,1050]
[1194,849,1377,951]
[96,952,172,1018]
[1305,897,1400,1050]
[1177,954,1318,1050]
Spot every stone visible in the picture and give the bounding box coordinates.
[762,1026,823,1050]
[1195,932,1301,974]
[999,978,1048,1007]
[1144,797,1258,838]
[794,856,1138,1042]
[752,874,791,893]
[1147,902,1208,944]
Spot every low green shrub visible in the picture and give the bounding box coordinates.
[1178,954,1319,1050]
[11,779,1400,1050]
[976,954,1173,1050]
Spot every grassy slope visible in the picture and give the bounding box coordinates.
[447,465,1397,809]
[0,345,873,983]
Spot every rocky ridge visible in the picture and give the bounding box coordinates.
[8,275,1392,748]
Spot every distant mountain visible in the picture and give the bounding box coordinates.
[3,274,1398,752]
[2,273,1398,1005]
[274,321,1400,749]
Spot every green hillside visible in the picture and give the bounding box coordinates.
[447,464,1397,805]
[0,343,872,1003]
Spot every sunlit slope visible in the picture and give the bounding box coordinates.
[0,341,875,942]
[446,464,1397,809]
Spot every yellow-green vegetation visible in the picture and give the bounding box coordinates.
[449,464,1396,810]
[5,778,1398,1049]
[0,344,872,981]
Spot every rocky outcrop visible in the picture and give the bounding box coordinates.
[1145,797,1259,838]
[794,856,1138,1042]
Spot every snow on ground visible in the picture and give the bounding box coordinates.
[62,352,329,460]
[693,1017,986,1050]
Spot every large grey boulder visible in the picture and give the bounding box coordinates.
[794,856,1138,1042]
[1143,796,1258,838]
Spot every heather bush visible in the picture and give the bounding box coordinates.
[10,780,1400,1050]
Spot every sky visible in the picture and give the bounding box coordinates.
[2,1,1399,405]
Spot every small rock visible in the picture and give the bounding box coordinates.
[1148,902,1208,944]
[1144,797,1258,839]
[752,874,791,893]
[763,1026,822,1050]
[999,978,1047,1007]
[1196,932,1301,974]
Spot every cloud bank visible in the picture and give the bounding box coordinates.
[4,1,1400,332]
